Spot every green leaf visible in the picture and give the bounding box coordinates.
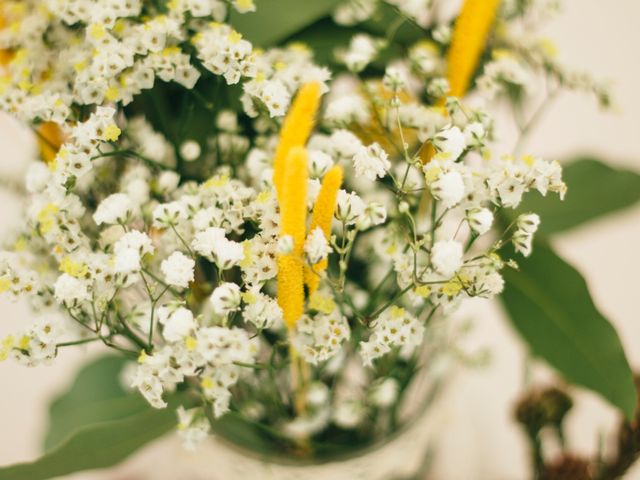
[0,355,188,480]
[230,0,344,47]
[210,412,285,456]
[287,18,356,67]
[44,355,148,451]
[0,403,180,480]
[501,242,636,419]
[359,2,425,46]
[506,158,640,235]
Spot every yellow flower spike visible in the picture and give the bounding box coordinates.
[304,165,343,295]
[273,82,321,202]
[36,122,65,165]
[446,0,501,99]
[277,147,308,328]
[0,14,13,67]
[420,0,500,165]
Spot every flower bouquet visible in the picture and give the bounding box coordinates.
[0,0,638,479]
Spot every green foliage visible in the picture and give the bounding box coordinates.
[0,405,180,480]
[0,356,188,480]
[501,242,636,420]
[230,0,344,47]
[44,355,148,451]
[506,157,640,235]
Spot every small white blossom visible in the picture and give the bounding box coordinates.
[369,378,399,408]
[467,208,494,235]
[153,202,187,227]
[161,252,195,289]
[430,170,465,208]
[179,140,201,162]
[336,190,366,225]
[158,305,196,342]
[432,126,466,161]
[54,274,90,305]
[93,193,133,225]
[242,290,283,329]
[308,150,334,178]
[517,213,541,235]
[431,240,463,277]
[333,399,365,428]
[304,227,331,264]
[340,34,385,72]
[382,66,407,91]
[210,282,242,316]
[277,235,295,255]
[113,231,154,274]
[192,227,244,269]
[352,143,391,181]
[176,406,210,452]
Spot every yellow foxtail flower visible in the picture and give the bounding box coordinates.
[420,0,499,165]
[304,165,343,295]
[37,122,64,165]
[277,147,308,328]
[446,0,501,98]
[0,13,13,67]
[272,82,320,201]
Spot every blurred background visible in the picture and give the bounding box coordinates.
[1,0,639,478]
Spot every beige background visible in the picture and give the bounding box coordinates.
[1,0,639,478]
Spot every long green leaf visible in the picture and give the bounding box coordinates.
[230,0,344,47]
[506,158,640,235]
[0,405,179,480]
[0,355,188,479]
[501,242,636,419]
[44,355,148,451]
[287,18,356,67]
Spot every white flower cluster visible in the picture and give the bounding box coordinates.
[132,316,257,415]
[0,0,572,449]
[242,46,331,117]
[360,306,424,366]
[192,23,255,85]
[293,295,351,365]
[1,317,65,366]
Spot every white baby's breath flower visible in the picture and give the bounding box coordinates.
[464,122,486,147]
[517,213,541,235]
[304,227,331,264]
[113,231,154,274]
[356,202,387,231]
[157,171,181,194]
[333,399,365,428]
[153,201,187,227]
[430,170,465,208]
[93,193,133,226]
[369,378,399,408]
[161,252,195,289]
[352,143,391,181]
[176,406,210,452]
[308,150,334,178]
[242,290,283,329]
[336,190,366,225]
[340,34,385,72]
[382,66,407,91]
[192,227,244,269]
[431,240,463,277]
[210,282,242,316]
[467,208,494,235]
[158,305,196,343]
[432,126,466,161]
[54,274,90,305]
[179,140,201,162]
[278,235,295,255]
